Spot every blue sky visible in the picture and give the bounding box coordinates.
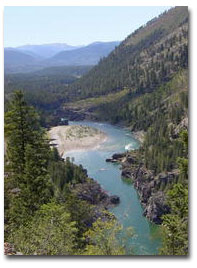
[4,6,171,47]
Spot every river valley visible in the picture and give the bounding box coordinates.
[62,121,162,255]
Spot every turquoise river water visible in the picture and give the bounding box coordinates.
[65,121,161,255]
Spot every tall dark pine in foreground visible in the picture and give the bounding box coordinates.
[4,6,189,256]
[4,92,125,255]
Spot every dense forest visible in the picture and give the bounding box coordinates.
[4,92,127,255]
[4,6,189,255]
[66,7,188,99]
[4,65,93,127]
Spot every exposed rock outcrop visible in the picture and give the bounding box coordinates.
[143,191,170,224]
[107,152,179,224]
[106,152,126,163]
[109,195,120,204]
[72,179,120,208]
[71,178,120,224]
[170,116,188,139]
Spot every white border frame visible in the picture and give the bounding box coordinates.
[1,1,197,267]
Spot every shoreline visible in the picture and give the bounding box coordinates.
[48,125,107,156]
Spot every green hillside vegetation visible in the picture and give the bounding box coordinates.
[67,7,188,99]
[4,7,189,255]
[61,7,189,255]
[4,65,93,127]
[159,129,188,255]
[4,91,125,255]
[4,8,188,127]
[60,7,188,177]
[64,88,129,112]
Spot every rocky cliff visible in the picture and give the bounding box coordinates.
[106,152,179,224]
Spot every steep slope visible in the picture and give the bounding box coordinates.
[61,7,189,213]
[68,6,188,99]
[46,41,120,66]
[62,6,189,168]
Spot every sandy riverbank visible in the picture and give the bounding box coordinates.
[48,125,107,156]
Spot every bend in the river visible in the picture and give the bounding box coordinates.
[65,121,161,255]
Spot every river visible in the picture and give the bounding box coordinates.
[64,121,161,255]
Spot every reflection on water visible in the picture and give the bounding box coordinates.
[65,121,161,255]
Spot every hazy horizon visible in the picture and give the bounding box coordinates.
[4,40,121,49]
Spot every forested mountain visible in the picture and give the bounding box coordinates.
[60,6,188,178]
[61,7,188,255]
[4,6,189,255]
[67,7,188,99]
[4,65,93,127]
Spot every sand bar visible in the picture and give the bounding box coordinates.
[48,124,107,156]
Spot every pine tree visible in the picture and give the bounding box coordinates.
[159,183,188,255]
[5,91,53,230]
[5,91,41,185]
[22,142,53,213]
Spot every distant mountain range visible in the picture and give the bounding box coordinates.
[16,43,83,58]
[4,41,120,73]
[46,42,120,66]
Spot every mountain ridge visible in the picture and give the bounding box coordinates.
[46,41,120,66]
[4,41,120,73]
[67,6,188,100]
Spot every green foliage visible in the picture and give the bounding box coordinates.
[4,66,93,127]
[4,8,188,129]
[177,157,188,179]
[159,184,188,255]
[5,91,125,255]
[23,143,53,211]
[176,129,188,180]
[48,156,87,198]
[159,130,188,255]
[5,91,53,232]
[128,71,188,174]
[4,6,189,255]
[5,91,41,179]
[64,194,95,247]
[82,213,125,255]
[10,202,78,255]
[167,184,188,218]
[66,7,188,101]
[179,130,188,151]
